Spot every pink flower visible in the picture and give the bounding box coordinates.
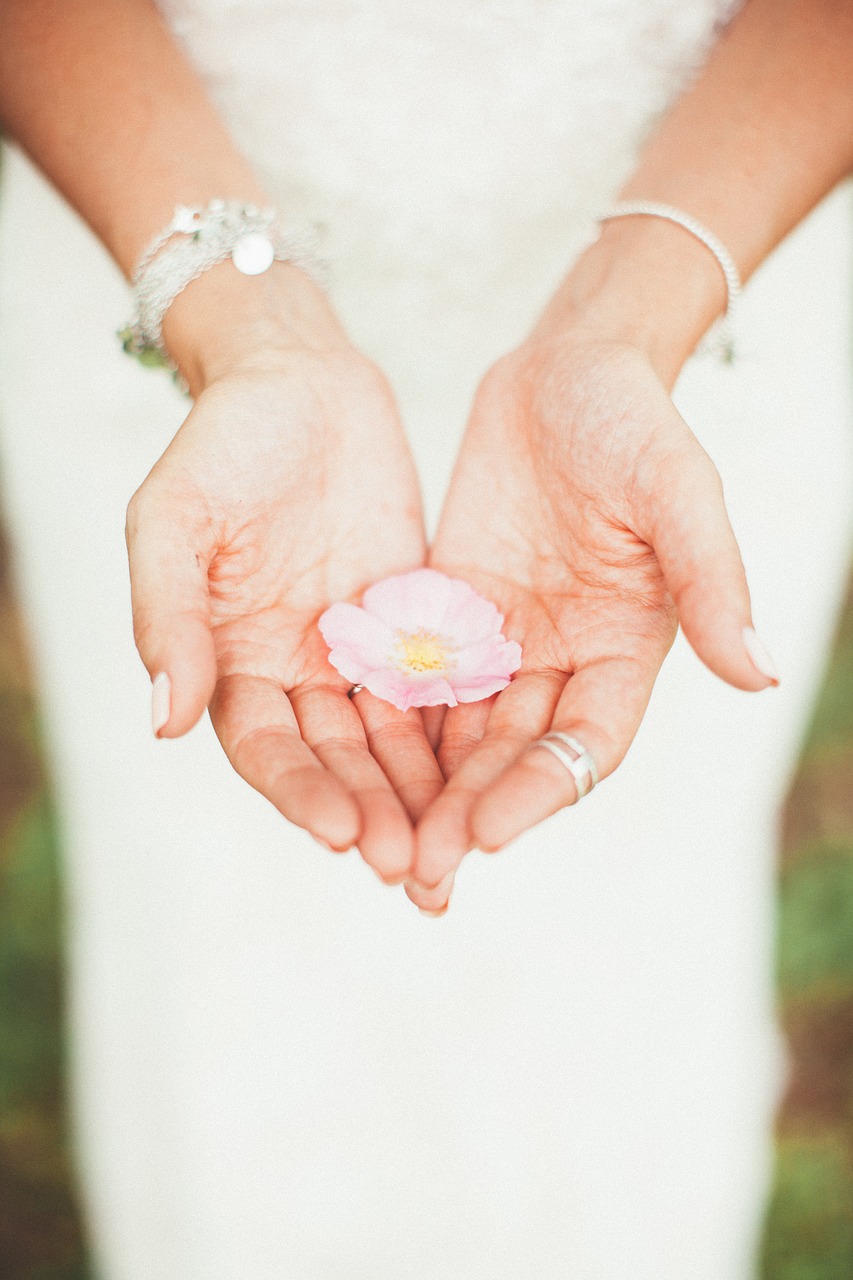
[318,569,522,713]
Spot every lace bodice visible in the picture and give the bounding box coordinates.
[157,1,740,273]
[151,0,744,460]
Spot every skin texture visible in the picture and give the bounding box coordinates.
[127,273,444,882]
[0,0,852,910]
[409,336,756,908]
[403,0,853,910]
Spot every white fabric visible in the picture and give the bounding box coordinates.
[0,2,851,1276]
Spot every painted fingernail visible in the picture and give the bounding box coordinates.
[412,870,456,913]
[314,837,351,854]
[428,870,456,899]
[151,672,171,736]
[419,902,449,918]
[742,627,780,685]
[412,874,453,904]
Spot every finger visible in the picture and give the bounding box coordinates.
[352,690,445,824]
[420,706,447,754]
[471,652,658,851]
[640,432,779,691]
[408,671,563,907]
[126,484,218,738]
[291,685,418,884]
[403,877,454,918]
[404,699,494,911]
[435,699,493,779]
[211,673,361,852]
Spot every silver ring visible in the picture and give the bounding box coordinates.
[347,684,365,698]
[530,732,599,800]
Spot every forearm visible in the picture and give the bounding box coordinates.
[0,0,270,273]
[536,0,853,385]
[0,0,344,392]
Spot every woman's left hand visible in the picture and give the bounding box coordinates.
[407,331,775,912]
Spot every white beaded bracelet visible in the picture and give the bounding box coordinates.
[119,199,328,377]
[596,201,742,363]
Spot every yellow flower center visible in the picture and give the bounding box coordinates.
[395,629,454,675]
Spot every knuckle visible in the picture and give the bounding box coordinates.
[366,720,426,751]
[311,734,363,757]
[348,356,397,413]
[125,477,165,545]
[124,485,146,544]
[476,353,520,404]
[697,451,725,500]
[131,609,160,658]
[439,729,483,752]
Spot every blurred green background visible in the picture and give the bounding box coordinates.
[0,517,90,1278]
[759,568,853,1278]
[0,482,851,1279]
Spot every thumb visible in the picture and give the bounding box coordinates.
[126,483,219,737]
[639,430,779,692]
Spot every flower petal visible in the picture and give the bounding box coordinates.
[362,569,459,633]
[449,637,523,701]
[437,578,506,645]
[318,603,395,681]
[319,573,522,712]
[362,667,458,712]
[453,676,514,702]
[452,637,523,681]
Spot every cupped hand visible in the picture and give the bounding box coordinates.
[408,333,776,911]
[125,274,444,883]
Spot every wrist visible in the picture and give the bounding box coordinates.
[531,216,731,388]
[161,259,350,396]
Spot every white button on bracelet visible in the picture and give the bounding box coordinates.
[596,201,742,363]
[230,230,276,276]
[119,199,328,380]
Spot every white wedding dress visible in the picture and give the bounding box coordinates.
[1,3,852,1277]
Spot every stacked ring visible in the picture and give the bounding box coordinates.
[530,732,599,800]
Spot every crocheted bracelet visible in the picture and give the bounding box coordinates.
[119,199,327,380]
[597,201,742,363]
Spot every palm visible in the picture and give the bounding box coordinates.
[411,337,759,903]
[198,367,416,670]
[128,352,444,880]
[436,342,678,666]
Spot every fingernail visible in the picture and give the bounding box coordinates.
[314,837,351,854]
[151,672,171,736]
[378,872,407,887]
[427,870,456,899]
[412,869,456,913]
[742,627,780,685]
[419,902,449,919]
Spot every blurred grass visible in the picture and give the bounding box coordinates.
[759,566,853,1280]
[761,1137,853,1280]
[0,515,91,1279]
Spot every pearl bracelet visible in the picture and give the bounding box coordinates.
[596,201,742,363]
[119,199,328,378]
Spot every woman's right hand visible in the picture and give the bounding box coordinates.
[125,263,444,883]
